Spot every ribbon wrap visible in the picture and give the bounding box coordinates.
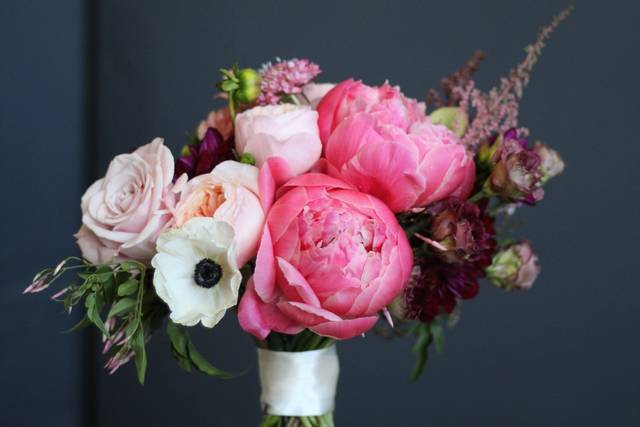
[258,346,339,416]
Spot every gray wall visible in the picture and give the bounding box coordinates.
[1,1,91,426]
[3,1,639,426]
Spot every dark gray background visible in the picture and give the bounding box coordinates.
[2,0,639,426]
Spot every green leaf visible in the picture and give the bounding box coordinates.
[117,279,139,297]
[64,315,92,333]
[187,341,235,379]
[167,320,189,357]
[131,328,147,385]
[430,323,444,353]
[85,293,108,336]
[410,323,432,382]
[220,80,239,92]
[108,298,136,318]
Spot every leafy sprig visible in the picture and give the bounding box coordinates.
[166,320,237,378]
[27,258,166,384]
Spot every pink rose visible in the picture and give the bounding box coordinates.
[76,138,176,264]
[238,172,413,340]
[197,107,233,141]
[173,161,265,266]
[317,80,476,212]
[234,104,322,176]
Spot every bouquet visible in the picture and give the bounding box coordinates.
[25,8,571,427]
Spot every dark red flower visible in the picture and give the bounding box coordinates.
[405,258,481,323]
[175,128,233,180]
[426,197,496,268]
[479,128,544,204]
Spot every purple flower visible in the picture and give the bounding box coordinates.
[175,128,232,180]
[404,258,481,323]
[424,197,497,268]
[486,240,541,291]
[480,129,544,204]
[257,58,321,105]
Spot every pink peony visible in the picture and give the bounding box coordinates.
[76,138,176,264]
[238,172,413,340]
[317,79,476,212]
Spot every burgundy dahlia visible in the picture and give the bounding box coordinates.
[175,127,233,180]
[405,258,481,323]
[480,128,544,204]
[426,197,496,267]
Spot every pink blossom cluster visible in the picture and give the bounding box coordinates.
[257,58,321,105]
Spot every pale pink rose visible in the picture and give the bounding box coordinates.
[317,79,475,212]
[76,138,176,264]
[173,161,264,266]
[234,104,322,176]
[302,82,335,108]
[197,107,233,141]
[238,172,413,340]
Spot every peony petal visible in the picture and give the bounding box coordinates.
[310,316,378,340]
[238,278,305,339]
[276,257,320,307]
[276,301,342,327]
[254,228,277,302]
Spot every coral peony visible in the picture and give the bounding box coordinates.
[238,173,413,340]
[317,80,475,212]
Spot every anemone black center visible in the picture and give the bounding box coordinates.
[194,258,223,288]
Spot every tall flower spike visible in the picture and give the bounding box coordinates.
[456,6,573,148]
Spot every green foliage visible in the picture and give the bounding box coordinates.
[166,320,237,379]
[27,257,168,385]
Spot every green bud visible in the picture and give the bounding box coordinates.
[429,107,468,137]
[239,152,256,165]
[236,68,261,104]
[180,145,192,157]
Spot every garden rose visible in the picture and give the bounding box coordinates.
[197,107,233,141]
[317,80,476,212]
[487,241,540,291]
[76,138,176,264]
[234,104,322,176]
[238,173,413,340]
[302,82,335,108]
[173,161,264,267]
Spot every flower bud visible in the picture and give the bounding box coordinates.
[486,241,540,291]
[429,107,468,137]
[236,68,261,104]
[482,129,544,204]
[534,142,565,183]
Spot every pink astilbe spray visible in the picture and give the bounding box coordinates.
[457,7,573,149]
[257,58,321,105]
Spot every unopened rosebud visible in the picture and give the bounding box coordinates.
[534,142,565,183]
[236,68,261,104]
[486,241,540,291]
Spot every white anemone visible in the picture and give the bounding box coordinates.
[152,217,242,328]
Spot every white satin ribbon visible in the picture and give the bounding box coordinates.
[258,346,339,416]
